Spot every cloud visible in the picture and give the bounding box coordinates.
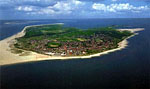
[0,0,85,8]
[16,6,34,11]
[92,3,149,12]
[0,0,58,10]
[78,0,104,2]
[16,0,84,15]
[50,0,84,10]
[112,0,117,2]
[45,0,84,14]
[129,0,150,2]
[0,0,150,19]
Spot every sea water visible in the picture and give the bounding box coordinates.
[1,18,150,88]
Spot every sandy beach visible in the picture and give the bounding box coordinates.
[0,25,144,66]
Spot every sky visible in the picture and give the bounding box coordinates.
[0,0,150,19]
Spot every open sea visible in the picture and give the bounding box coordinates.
[0,18,150,89]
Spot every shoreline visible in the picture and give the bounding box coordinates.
[0,24,144,66]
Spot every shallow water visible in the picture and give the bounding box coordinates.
[0,18,150,89]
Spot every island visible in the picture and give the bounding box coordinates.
[0,23,144,65]
[13,24,134,56]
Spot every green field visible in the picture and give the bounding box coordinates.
[14,24,133,56]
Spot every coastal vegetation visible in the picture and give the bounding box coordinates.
[14,24,133,56]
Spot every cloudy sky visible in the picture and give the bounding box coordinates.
[0,0,150,19]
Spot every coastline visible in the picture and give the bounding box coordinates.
[0,24,144,66]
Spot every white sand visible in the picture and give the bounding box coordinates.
[118,28,144,33]
[0,25,144,66]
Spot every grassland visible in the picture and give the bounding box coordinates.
[14,24,133,56]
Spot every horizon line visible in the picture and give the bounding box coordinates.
[0,18,150,20]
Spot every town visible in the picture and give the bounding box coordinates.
[14,24,133,56]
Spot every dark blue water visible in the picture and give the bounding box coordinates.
[1,19,150,89]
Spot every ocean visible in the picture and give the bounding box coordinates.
[0,18,150,89]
